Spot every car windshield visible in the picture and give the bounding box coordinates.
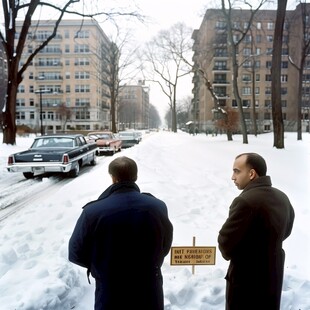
[119,132,134,137]
[32,137,74,148]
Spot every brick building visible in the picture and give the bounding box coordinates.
[15,19,112,133]
[192,4,310,133]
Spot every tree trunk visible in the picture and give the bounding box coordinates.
[2,79,18,145]
[271,0,287,149]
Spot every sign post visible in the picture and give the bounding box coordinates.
[170,236,216,275]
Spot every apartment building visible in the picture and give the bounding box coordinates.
[192,4,310,133]
[15,19,112,133]
[118,81,150,130]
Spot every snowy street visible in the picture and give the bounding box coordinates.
[0,131,309,309]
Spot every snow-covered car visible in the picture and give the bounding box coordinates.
[86,132,122,155]
[118,131,140,148]
[6,134,98,179]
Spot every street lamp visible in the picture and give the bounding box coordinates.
[35,89,50,135]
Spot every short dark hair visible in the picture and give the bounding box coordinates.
[236,152,267,176]
[108,156,138,182]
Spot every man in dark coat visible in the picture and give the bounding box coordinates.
[69,156,173,310]
[218,153,294,310]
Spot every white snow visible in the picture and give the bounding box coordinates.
[0,131,309,309]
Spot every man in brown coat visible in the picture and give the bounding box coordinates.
[218,153,295,310]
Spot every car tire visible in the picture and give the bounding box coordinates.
[90,153,97,166]
[23,172,34,179]
[68,163,80,178]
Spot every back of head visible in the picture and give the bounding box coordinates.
[108,156,138,182]
[236,152,267,177]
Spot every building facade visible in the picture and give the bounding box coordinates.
[118,81,150,130]
[192,4,310,134]
[15,19,112,134]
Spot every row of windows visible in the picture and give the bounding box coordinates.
[215,74,289,83]
[214,56,290,69]
[18,84,93,93]
[24,30,90,41]
[16,110,92,120]
[215,20,290,31]
[16,98,92,107]
[214,86,288,96]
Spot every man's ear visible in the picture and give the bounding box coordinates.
[249,169,257,180]
[111,175,118,184]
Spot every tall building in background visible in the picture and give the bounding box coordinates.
[15,19,112,133]
[118,80,150,130]
[192,3,310,133]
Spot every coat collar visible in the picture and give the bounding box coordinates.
[242,175,272,193]
[98,182,140,200]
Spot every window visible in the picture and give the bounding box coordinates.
[282,48,289,55]
[266,61,272,69]
[244,35,251,43]
[257,22,262,29]
[281,61,288,68]
[256,48,261,55]
[266,48,273,55]
[18,85,25,93]
[256,74,260,81]
[242,87,251,95]
[265,87,271,95]
[214,61,227,70]
[75,71,90,79]
[16,99,25,106]
[265,100,271,108]
[267,22,274,30]
[243,60,252,68]
[255,61,261,68]
[75,30,90,38]
[243,48,251,56]
[281,88,287,95]
[267,35,273,42]
[256,35,262,43]
[66,85,71,93]
[16,112,25,120]
[242,100,251,107]
[255,87,260,95]
[215,21,226,29]
[281,75,288,83]
[242,74,251,82]
[265,74,272,81]
[76,98,90,106]
[75,85,90,93]
[74,44,90,53]
[65,45,70,53]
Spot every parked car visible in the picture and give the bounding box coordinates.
[118,131,140,148]
[86,132,122,155]
[6,134,98,179]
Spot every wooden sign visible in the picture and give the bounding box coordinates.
[170,246,216,265]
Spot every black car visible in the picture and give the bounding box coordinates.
[6,134,98,178]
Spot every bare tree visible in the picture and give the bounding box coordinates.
[57,103,71,132]
[102,25,142,133]
[221,0,268,144]
[143,23,192,132]
[271,0,288,148]
[0,0,142,144]
[287,2,310,140]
